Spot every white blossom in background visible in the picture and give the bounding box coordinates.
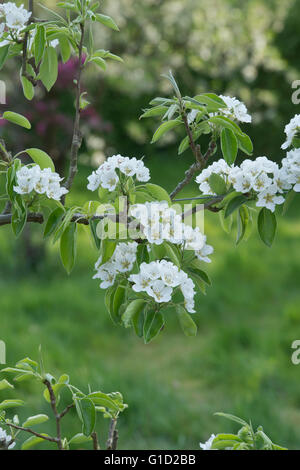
[281,114,300,150]
[129,260,196,313]
[0,427,15,450]
[87,154,150,192]
[0,2,31,46]
[196,153,300,212]
[13,165,68,201]
[93,242,138,288]
[200,434,216,450]
[219,95,252,123]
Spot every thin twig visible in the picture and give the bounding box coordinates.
[170,161,201,200]
[106,418,118,450]
[91,431,100,450]
[43,379,63,450]
[63,22,85,197]
[0,140,12,163]
[58,403,74,420]
[0,212,106,227]
[22,0,37,86]
[6,421,58,444]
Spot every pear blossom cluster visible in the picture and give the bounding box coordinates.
[218,95,252,123]
[129,201,213,262]
[93,241,138,289]
[196,151,300,212]
[129,260,196,313]
[0,427,15,450]
[281,114,300,150]
[13,165,68,201]
[87,154,150,193]
[188,95,251,125]
[0,2,31,46]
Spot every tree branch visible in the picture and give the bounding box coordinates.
[170,161,201,200]
[63,22,85,197]
[6,421,58,444]
[43,379,63,450]
[91,431,100,450]
[106,418,118,450]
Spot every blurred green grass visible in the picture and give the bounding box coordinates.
[1,155,300,450]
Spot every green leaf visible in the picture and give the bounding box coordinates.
[44,207,65,238]
[39,46,58,91]
[208,173,227,195]
[112,285,126,323]
[237,132,253,155]
[122,299,146,328]
[142,183,172,204]
[0,399,24,410]
[60,223,77,274]
[221,128,238,165]
[34,25,46,65]
[23,414,49,427]
[140,106,168,119]
[163,241,181,267]
[193,93,226,110]
[143,310,164,344]
[90,56,106,70]
[21,434,51,450]
[282,190,295,216]
[24,148,55,171]
[0,379,14,391]
[236,205,249,244]
[214,412,249,427]
[257,207,277,247]
[59,36,71,63]
[176,305,197,336]
[208,116,243,136]
[88,392,120,412]
[69,433,93,445]
[151,119,181,143]
[20,74,35,101]
[0,44,10,70]
[2,111,31,129]
[189,262,211,285]
[224,195,248,218]
[95,13,119,31]
[99,239,116,264]
[78,398,96,436]
[11,203,27,238]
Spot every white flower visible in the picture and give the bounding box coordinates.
[251,172,272,193]
[195,241,214,264]
[200,434,216,450]
[0,426,15,450]
[256,185,285,212]
[3,2,31,32]
[101,170,118,191]
[219,95,252,123]
[281,114,300,150]
[93,242,137,289]
[147,279,173,303]
[87,155,150,192]
[87,171,101,191]
[14,165,68,201]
